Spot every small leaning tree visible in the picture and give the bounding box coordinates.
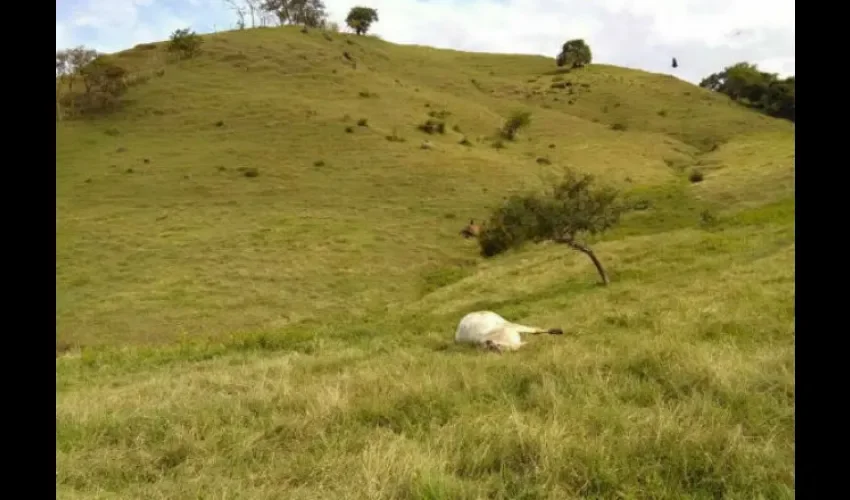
[477,170,625,285]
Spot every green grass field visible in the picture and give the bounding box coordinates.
[56,26,795,499]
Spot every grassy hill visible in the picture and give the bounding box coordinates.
[56,26,794,499]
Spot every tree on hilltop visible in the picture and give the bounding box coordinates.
[346,6,379,35]
[477,169,625,285]
[556,39,592,68]
[261,0,328,28]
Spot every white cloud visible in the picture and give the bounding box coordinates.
[56,22,68,50]
[57,0,190,54]
[56,0,795,83]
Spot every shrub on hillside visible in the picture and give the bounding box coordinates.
[500,110,532,141]
[386,127,406,142]
[689,170,705,183]
[477,169,624,285]
[67,56,129,115]
[168,28,203,59]
[418,119,446,134]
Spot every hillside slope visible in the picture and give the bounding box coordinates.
[57,27,794,499]
[56,26,793,347]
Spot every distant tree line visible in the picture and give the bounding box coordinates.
[699,62,795,122]
[548,40,795,124]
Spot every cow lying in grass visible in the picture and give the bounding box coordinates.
[454,311,563,353]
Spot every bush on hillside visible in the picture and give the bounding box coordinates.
[168,28,203,59]
[386,129,406,142]
[56,45,101,120]
[500,110,532,141]
[62,56,129,115]
[556,39,592,69]
[478,169,625,285]
[689,170,705,183]
[418,119,446,134]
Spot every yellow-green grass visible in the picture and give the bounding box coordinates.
[57,25,794,498]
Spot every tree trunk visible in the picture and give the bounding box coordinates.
[56,84,62,122]
[558,239,609,285]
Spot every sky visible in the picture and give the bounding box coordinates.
[56,0,795,84]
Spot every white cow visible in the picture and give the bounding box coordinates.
[454,311,564,352]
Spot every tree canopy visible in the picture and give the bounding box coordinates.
[699,62,795,122]
[556,39,592,69]
[346,6,379,35]
[262,0,328,28]
[478,170,624,285]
